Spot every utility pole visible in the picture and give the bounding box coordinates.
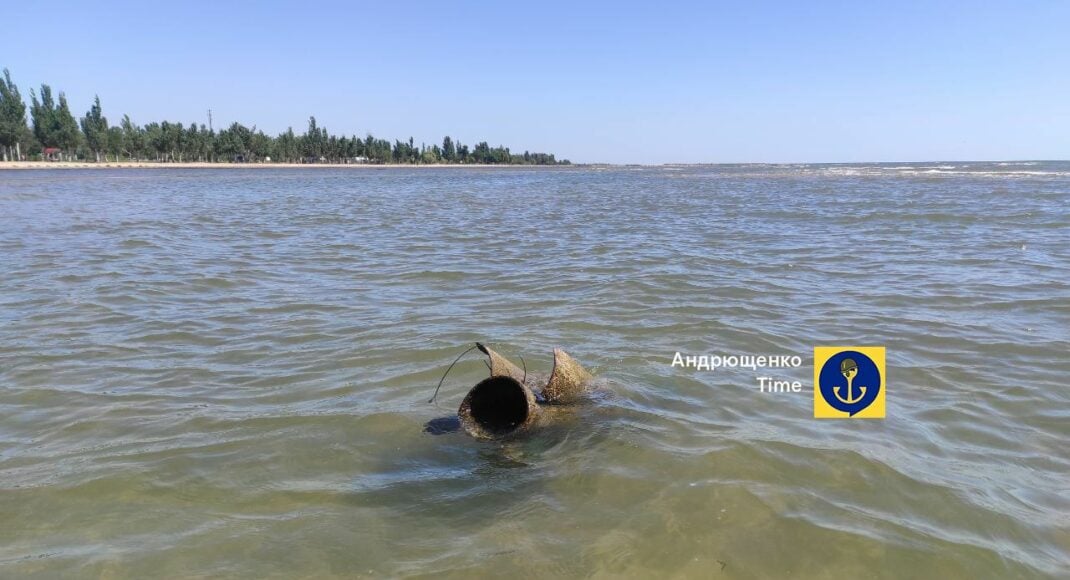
[207,109,213,132]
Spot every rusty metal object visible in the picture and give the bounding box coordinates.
[454,344,595,439]
[476,342,526,382]
[542,348,593,404]
[458,376,541,439]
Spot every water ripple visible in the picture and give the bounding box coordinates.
[1,164,1068,577]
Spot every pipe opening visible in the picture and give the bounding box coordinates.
[467,376,530,435]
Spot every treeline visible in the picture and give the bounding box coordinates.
[0,69,569,165]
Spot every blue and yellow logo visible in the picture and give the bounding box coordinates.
[814,346,885,418]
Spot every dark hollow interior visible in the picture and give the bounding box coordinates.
[468,377,530,434]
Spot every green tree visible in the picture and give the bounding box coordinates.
[55,92,81,157]
[442,135,455,163]
[30,85,81,159]
[30,85,57,154]
[10,71,570,165]
[327,134,340,162]
[472,141,489,163]
[183,123,200,162]
[249,128,273,161]
[276,127,297,162]
[300,116,324,160]
[120,115,144,160]
[106,125,123,161]
[216,122,252,161]
[80,95,108,162]
[205,128,216,162]
[167,122,185,161]
[143,122,164,161]
[0,68,30,161]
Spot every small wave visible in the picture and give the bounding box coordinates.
[893,169,1069,178]
[119,239,158,249]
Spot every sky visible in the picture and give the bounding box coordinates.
[5,0,1069,164]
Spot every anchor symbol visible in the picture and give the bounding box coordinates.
[834,358,867,405]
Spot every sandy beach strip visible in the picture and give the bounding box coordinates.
[0,161,568,170]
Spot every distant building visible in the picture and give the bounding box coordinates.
[43,148,62,161]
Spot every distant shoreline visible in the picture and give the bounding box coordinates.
[3,160,1060,171]
[0,161,575,170]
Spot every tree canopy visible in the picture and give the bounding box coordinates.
[80,95,108,162]
[0,68,31,161]
[0,68,570,165]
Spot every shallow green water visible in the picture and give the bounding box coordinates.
[1,163,1068,578]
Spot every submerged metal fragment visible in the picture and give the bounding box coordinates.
[476,342,526,382]
[543,348,593,404]
[458,375,541,439]
[452,343,594,439]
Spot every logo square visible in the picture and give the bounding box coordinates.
[814,346,886,418]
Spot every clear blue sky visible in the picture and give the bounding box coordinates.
[6,0,1069,163]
